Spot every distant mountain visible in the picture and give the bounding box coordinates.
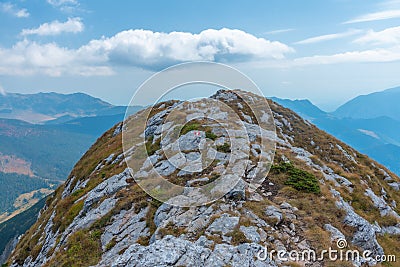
[270,97,326,120]
[0,92,126,124]
[272,96,400,175]
[0,92,142,223]
[334,86,400,121]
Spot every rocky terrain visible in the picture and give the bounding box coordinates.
[5,90,400,267]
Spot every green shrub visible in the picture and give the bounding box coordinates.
[271,162,320,194]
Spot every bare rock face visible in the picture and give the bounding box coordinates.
[6,90,400,267]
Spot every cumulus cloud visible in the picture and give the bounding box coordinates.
[0,2,29,18]
[21,17,84,36]
[344,9,400,23]
[294,29,363,45]
[78,28,294,70]
[354,26,400,45]
[0,28,294,76]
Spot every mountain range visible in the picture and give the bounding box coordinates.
[0,92,126,124]
[272,86,400,175]
[334,86,400,121]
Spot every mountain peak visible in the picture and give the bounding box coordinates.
[7,90,400,267]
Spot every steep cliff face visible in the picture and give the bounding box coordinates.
[6,90,400,267]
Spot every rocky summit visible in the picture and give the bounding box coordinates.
[6,90,400,267]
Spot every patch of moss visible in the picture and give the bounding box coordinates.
[205,130,217,140]
[180,121,219,142]
[105,237,117,251]
[216,143,231,153]
[145,135,161,156]
[180,122,201,136]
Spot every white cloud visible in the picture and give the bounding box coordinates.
[294,29,362,45]
[47,0,80,13]
[354,26,400,45]
[0,2,29,18]
[344,9,400,24]
[293,47,400,66]
[264,29,294,35]
[0,28,294,76]
[0,40,112,76]
[21,17,84,36]
[47,0,78,6]
[78,28,294,69]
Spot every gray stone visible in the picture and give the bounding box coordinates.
[187,177,210,186]
[154,160,176,176]
[388,182,400,191]
[195,236,214,249]
[381,226,400,235]
[110,235,277,267]
[83,168,130,213]
[365,188,399,217]
[207,214,239,235]
[324,224,345,242]
[226,179,246,200]
[331,189,384,256]
[240,225,261,243]
[154,203,173,227]
[265,206,283,225]
[279,202,292,210]
[178,131,205,151]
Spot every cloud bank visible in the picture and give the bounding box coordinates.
[0,28,294,76]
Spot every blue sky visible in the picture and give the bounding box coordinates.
[1,0,400,110]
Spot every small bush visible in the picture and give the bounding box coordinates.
[271,162,320,194]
